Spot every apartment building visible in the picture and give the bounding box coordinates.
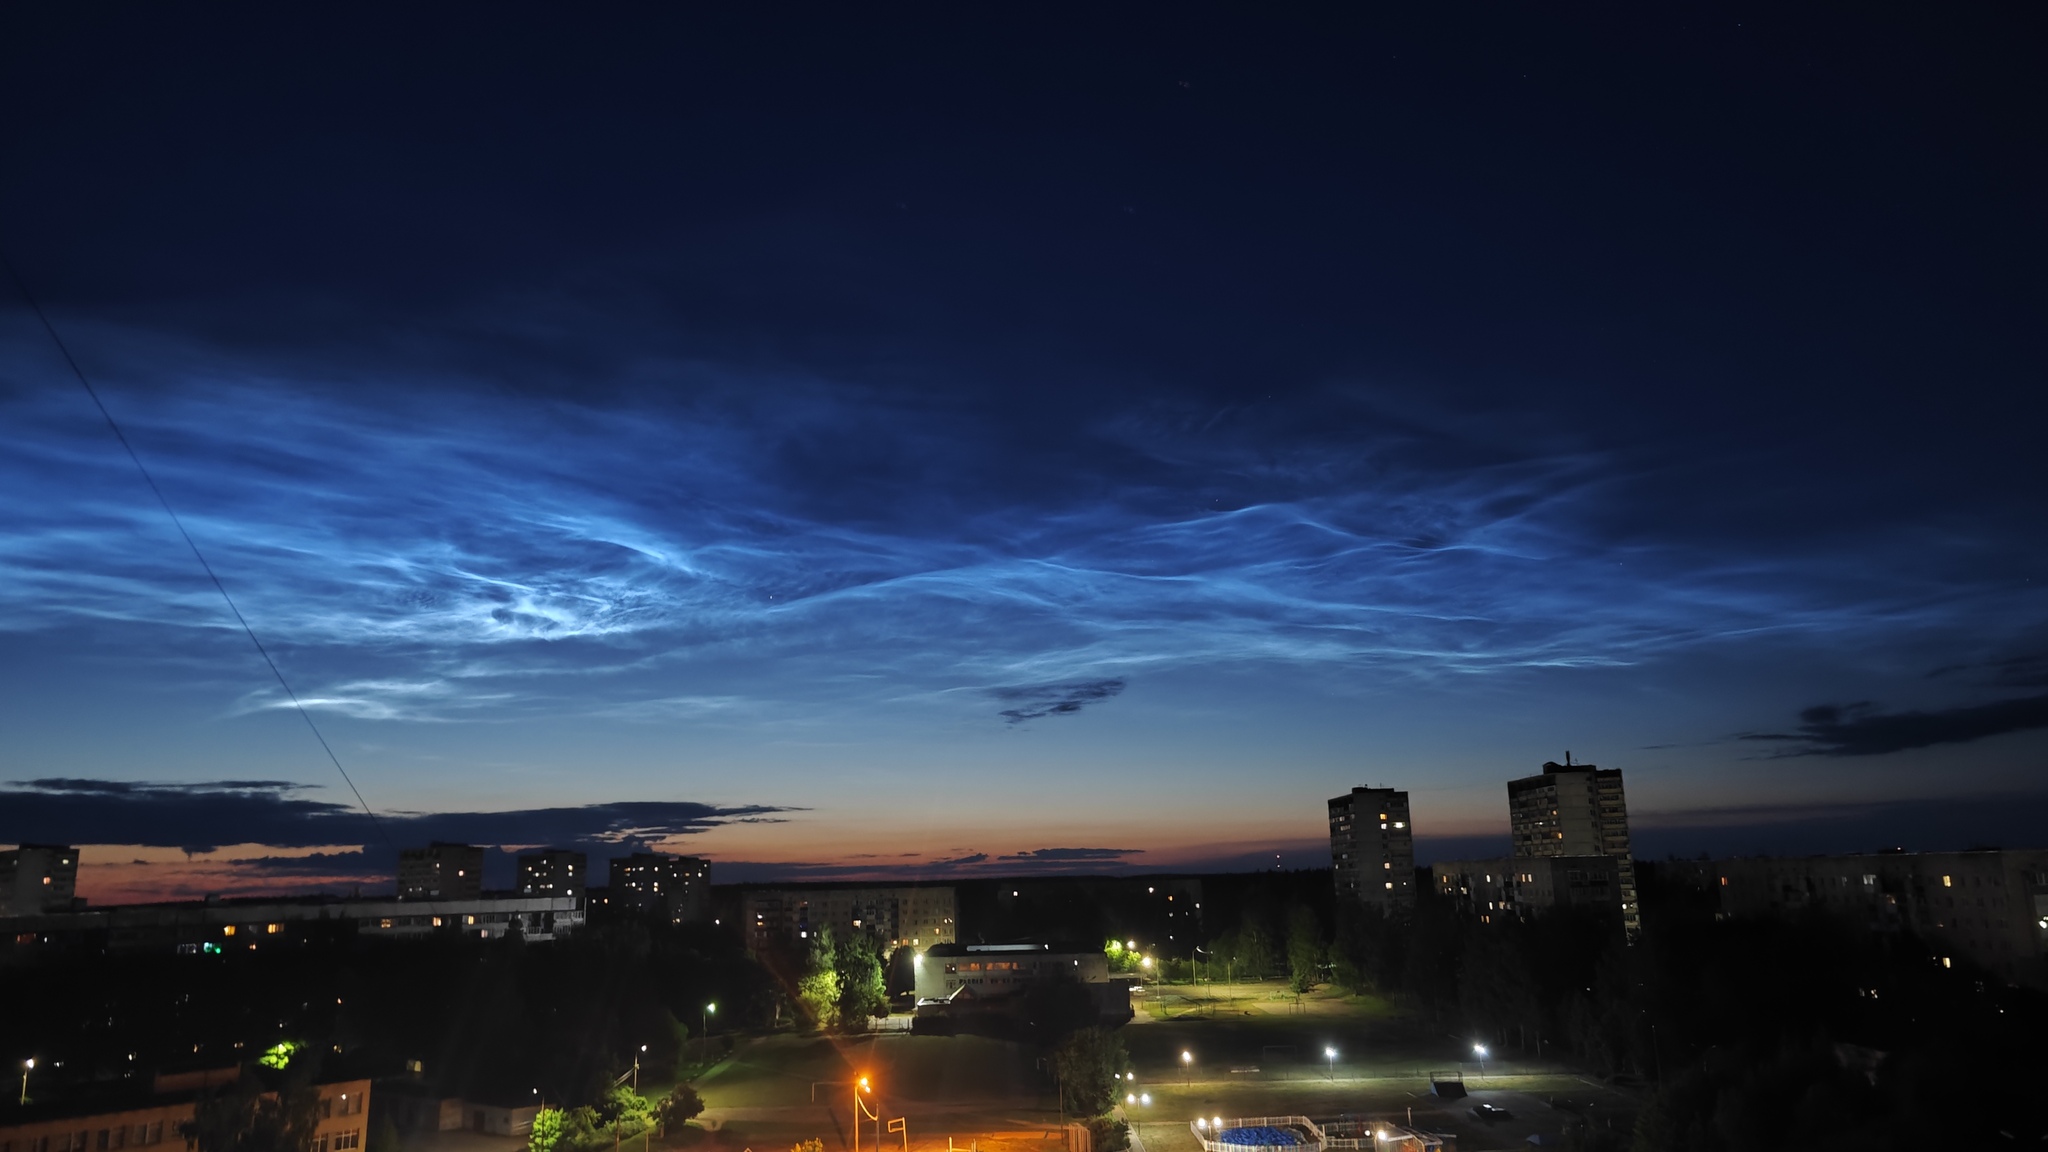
[1432,855,1622,924]
[516,849,587,899]
[1328,787,1415,913]
[0,844,79,916]
[1,893,583,957]
[739,884,956,952]
[0,1074,368,1152]
[607,852,711,922]
[1507,759,1639,936]
[1710,849,2048,988]
[396,843,484,901]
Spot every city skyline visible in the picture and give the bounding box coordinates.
[3,7,2046,904]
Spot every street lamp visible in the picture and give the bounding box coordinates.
[854,1076,873,1152]
[19,1058,32,1107]
[633,1045,647,1091]
[1472,1043,1487,1082]
[1180,1051,1192,1086]
[702,1002,717,1061]
[1324,1047,1337,1082]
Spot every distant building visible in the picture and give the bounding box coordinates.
[607,852,711,923]
[0,843,80,916]
[516,849,586,899]
[1508,758,1639,936]
[912,942,1129,1022]
[1708,849,2048,988]
[0,893,583,958]
[1432,855,1622,924]
[1328,787,1415,913]
[739,884,956,952]
[0,1070,368,1152]
[397,843,484,901]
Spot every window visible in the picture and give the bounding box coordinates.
[1943,875,1953,887]
[332,1133,360,1150]
[223,925,236,936]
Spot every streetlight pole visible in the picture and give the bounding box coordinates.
[854,1076,871,1152]
[19,1059,32,1107]
[703,1002,716,1064]
[1471,1044,1487,1085]
[1325,1048,1337,1083]
[1180,1051,1192,1087]
[634,1045,646,1092]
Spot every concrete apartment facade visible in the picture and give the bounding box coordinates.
[396,843,484,901]
[1709,849,2048,988]
[0,1076,369,1152]
[516,849,587,899]
[1433,855,1623,924]
[739,884,957,952]
[605,852,711,923]
[1508,760,1639,936]
[1328,787,1415,914]
[0,893,584,957]
[0,844,79,916]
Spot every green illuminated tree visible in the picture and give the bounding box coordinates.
[834,935,888,1028]
[528,1109,567,1152]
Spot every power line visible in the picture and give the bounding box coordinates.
[4,257,391,849]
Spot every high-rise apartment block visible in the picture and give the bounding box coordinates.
[1508,758,1638,936]
[607,852,711,923]
[397,843,485,901]
[517,849,587,899]
[1328,787,1415,913]
[0,843,80,916]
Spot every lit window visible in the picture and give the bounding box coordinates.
[223,925,237,936]
[1943,876,1953,888]
[267,924,281,934]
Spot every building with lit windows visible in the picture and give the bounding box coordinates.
[1708,849,2048,988]
[516,849,586,899]
[1432,855,1622,923]
[0,892,583,956]
[397,843,484,901]
[0,843,79,916]
[1507,759,1638,937]
[607,852,710,922]
[1328,787,1414,913]
[737,884,956,952]
[911,942,1128,1022]
[0,1071,368,1152]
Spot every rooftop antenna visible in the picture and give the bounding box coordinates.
[1566,751,1573,766]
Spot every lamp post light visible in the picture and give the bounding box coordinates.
[633,1045,647,1092]
[702,1002,717,1062]
[19,1058,32,1107]
[1471,1043,1488,1083]
[1180,1051,1192,1086]
[854,1076,872,1152]
[1324,1047,1337,1082]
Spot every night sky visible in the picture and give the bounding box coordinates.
[3,7,2045,901]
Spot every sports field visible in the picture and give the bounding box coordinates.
[681,991,1639,1152]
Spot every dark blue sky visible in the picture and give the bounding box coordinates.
[2,6,2044,897]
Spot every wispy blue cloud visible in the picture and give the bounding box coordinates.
[3,323,2043,733]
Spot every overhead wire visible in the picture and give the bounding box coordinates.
[3,255,392,849]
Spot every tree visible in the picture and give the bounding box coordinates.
[1286,904,1323,994]
[184,1075,323,1152]
[655,1084,704,1136]
[796,927,841,1029]
[834,935,888,1028]
[529,1109,567,1152]
[367,1116,400,1152]
[1052,1027,1130,1117]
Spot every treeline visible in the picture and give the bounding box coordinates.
[4,914,774,1109]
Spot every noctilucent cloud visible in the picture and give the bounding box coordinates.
[2,7,2045,900]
